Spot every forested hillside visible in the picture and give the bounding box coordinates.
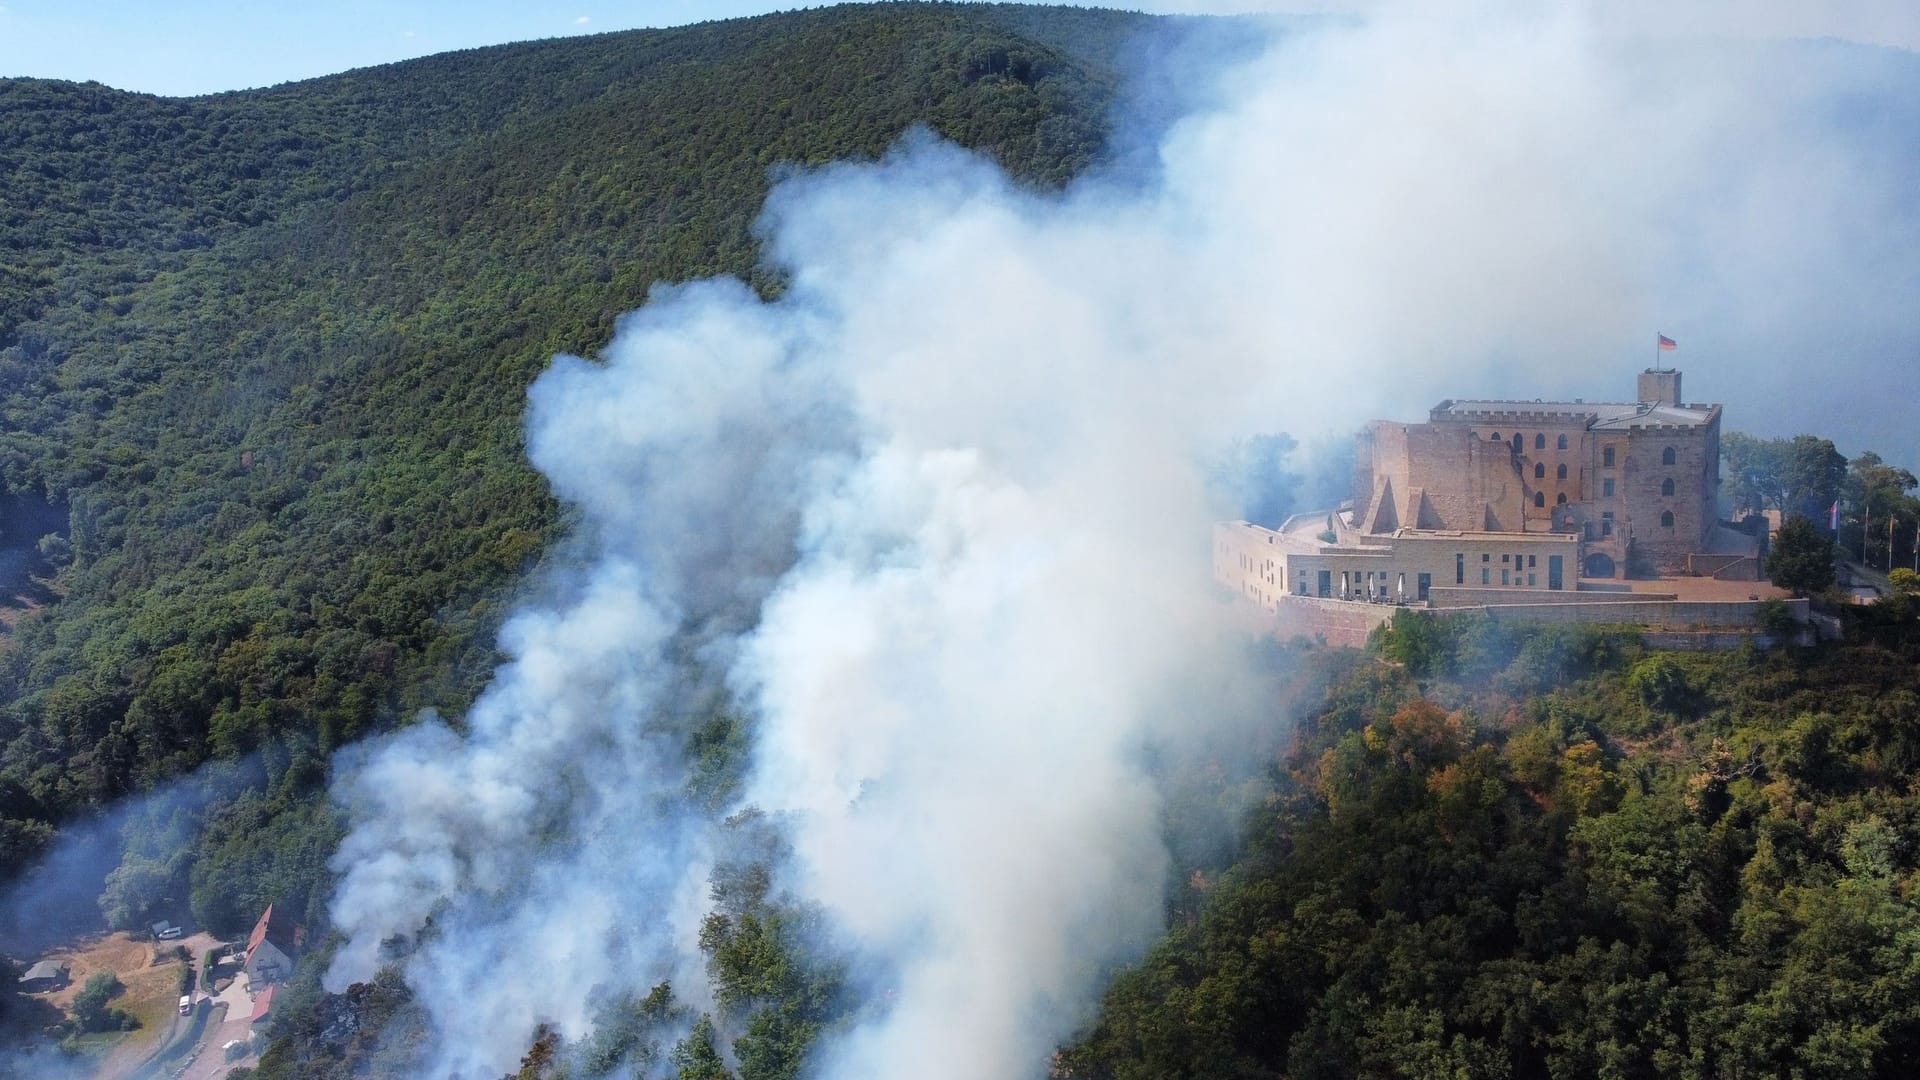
[1062,611,1920,1079]
[0,3,1148,928]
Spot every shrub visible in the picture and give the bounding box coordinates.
[70,972,130,1033]
[1628,656,1690,713]
[1756,598,1799,639]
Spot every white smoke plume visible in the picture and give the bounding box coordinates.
[324,5,1920,1078]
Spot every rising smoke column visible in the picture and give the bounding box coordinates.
[325,6,1920,1077]
[324,281,854,1073]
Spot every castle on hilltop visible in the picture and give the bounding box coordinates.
[1216,369,1795,647]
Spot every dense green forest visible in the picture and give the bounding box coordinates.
[1058,610,1920,1080]
[0,2,1152,929]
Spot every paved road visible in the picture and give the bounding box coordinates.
[179,976,259,1080]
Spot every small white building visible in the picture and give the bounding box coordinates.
[1215,511,1581,611]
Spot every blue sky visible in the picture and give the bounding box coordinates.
[0,2,814,96]
[1,2,1913,97]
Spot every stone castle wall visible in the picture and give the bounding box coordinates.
[1272,595,1398,648]
[1620,414,1720,572]
[1356,422,1528,532]
[1266,594,1807,650]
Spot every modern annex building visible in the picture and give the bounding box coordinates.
[1215,369,1779,644]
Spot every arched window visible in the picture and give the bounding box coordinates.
[1557,493,1568,505]
[1661,510,1675,527]
[1534,492,1545,508]
[1661,478,1675,496]
[1557,433,1569,450]
[1490,432,1502,442]
[1603,446,1615,467]
[1556,464,1568,480]
[1535,433,1546,450]
[1511,434,1523,453]
[1535,463,1545,479]
[1662,446,1676,465]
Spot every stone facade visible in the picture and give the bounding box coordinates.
[1214,368,1772,645]
[1354,369,1727,578]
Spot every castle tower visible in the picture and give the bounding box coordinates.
[1638,368,1682,406]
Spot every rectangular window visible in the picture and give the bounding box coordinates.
[1602,478,1614,497]
[1482,568,1490,584]
[1501,569,1510,585]
[1502,554,1509,563]
[1456,554,1464,584]
[1603,446,1616,467]
[1528,573,1537,586]
[1528,555,1536,568]
[1483,553,1491,562]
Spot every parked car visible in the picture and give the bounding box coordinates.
[178,995,193,1016]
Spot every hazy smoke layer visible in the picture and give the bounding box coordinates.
[326,6,1920,1077]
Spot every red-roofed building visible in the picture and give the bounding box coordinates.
[243,905,305,987]
[250,984,278,1026]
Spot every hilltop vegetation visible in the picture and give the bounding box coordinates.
[1063,615,1920,1080]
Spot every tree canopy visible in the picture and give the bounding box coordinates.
[1064,621,1920,1080]
[1769,514,1836,596]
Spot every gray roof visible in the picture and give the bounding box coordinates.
[1433,399,1716,430]
[21,960,67,982]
